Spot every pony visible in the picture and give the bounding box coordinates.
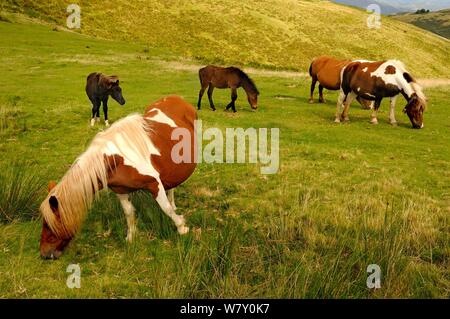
[335,60,427,129]
[308,56,372,108]
[39,96,197,259]
[197,65,259,112]
[86,72,126,127]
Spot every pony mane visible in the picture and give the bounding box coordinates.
[389,60,427,107]
[40,114,150,238]
[410,81,427,106]
[231,67,259,95]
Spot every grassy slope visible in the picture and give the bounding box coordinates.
[1,0,450,78]
[0,20,449,298]
[393,9,450,40]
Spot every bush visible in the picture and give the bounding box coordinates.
[0,163,44,223]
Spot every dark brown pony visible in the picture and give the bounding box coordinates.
[309,56,372,108]
[197,65,259,112]
[86,72,126,127]
[39,96,197,259]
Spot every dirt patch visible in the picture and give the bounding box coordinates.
[417,78,450,88]
[155,60,450,87]
[156,60,308,78]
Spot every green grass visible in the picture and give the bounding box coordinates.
[2,0,450,77]
[0,20,449,298]
[393,9,450,40]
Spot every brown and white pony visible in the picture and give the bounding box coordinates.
[197,65,259,112]
[309,56,372,108]
[39,96,197,259]
[335,60,427,129]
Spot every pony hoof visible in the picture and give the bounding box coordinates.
[178,226,189,235]
[319,99,325,103]
[343,117,350,122]
[308,99,314,104]
[105,120,110,127]
[390,122,397,126]
[334,118,341,123]
[90,119,96,127]
[371,119,378,125]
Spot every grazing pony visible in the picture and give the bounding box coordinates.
[86,72,126,127]
[335,60,427,129]
[309,56,372,108]
[197,65,259,112]
[39,96,197,259]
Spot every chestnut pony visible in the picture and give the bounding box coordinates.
[40,96,197,259]
[197,65,259,112]
[309,56,372,108]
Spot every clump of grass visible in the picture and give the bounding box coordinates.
[0,163,45,223]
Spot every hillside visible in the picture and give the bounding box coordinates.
[1,0,449,78]
[393,9,450,39]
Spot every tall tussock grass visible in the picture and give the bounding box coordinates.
[0,163,44,223]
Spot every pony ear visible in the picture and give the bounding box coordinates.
[48,181,57,192]
[49,196,59,215]
[108,77,119,86]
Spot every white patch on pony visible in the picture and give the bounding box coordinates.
[117,194,136,242]
[103,134,160,178]
[146,108,177,128]
[370,60,417,98]
[357,87,361,92]
[362,67,368,72]
[365,93,376,98]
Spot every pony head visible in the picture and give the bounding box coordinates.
[248,91,259,110]
[39,181,73,259]
[403,90,426,129]
[104,76,125,106]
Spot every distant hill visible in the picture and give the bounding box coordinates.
[331,0,401,15]
[393,9,450,39]
[332,0,450,14]
[1,0,449,77]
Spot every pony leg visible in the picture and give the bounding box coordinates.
[318,84,325,103]
[341,92,356,121]
[227,88,238,112]
[207,85,216,111]
[197,86,206,110]
[335,90,346,123]
[153,182,188,235]
[309,78,317,103]
[389,96,398,125]
[102,97,109,127]
[91,98,101,127]
[370,99,382,124]
[166,189,176,211]
[117,194,137,242]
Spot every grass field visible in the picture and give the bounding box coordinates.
[0,17,449,298]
